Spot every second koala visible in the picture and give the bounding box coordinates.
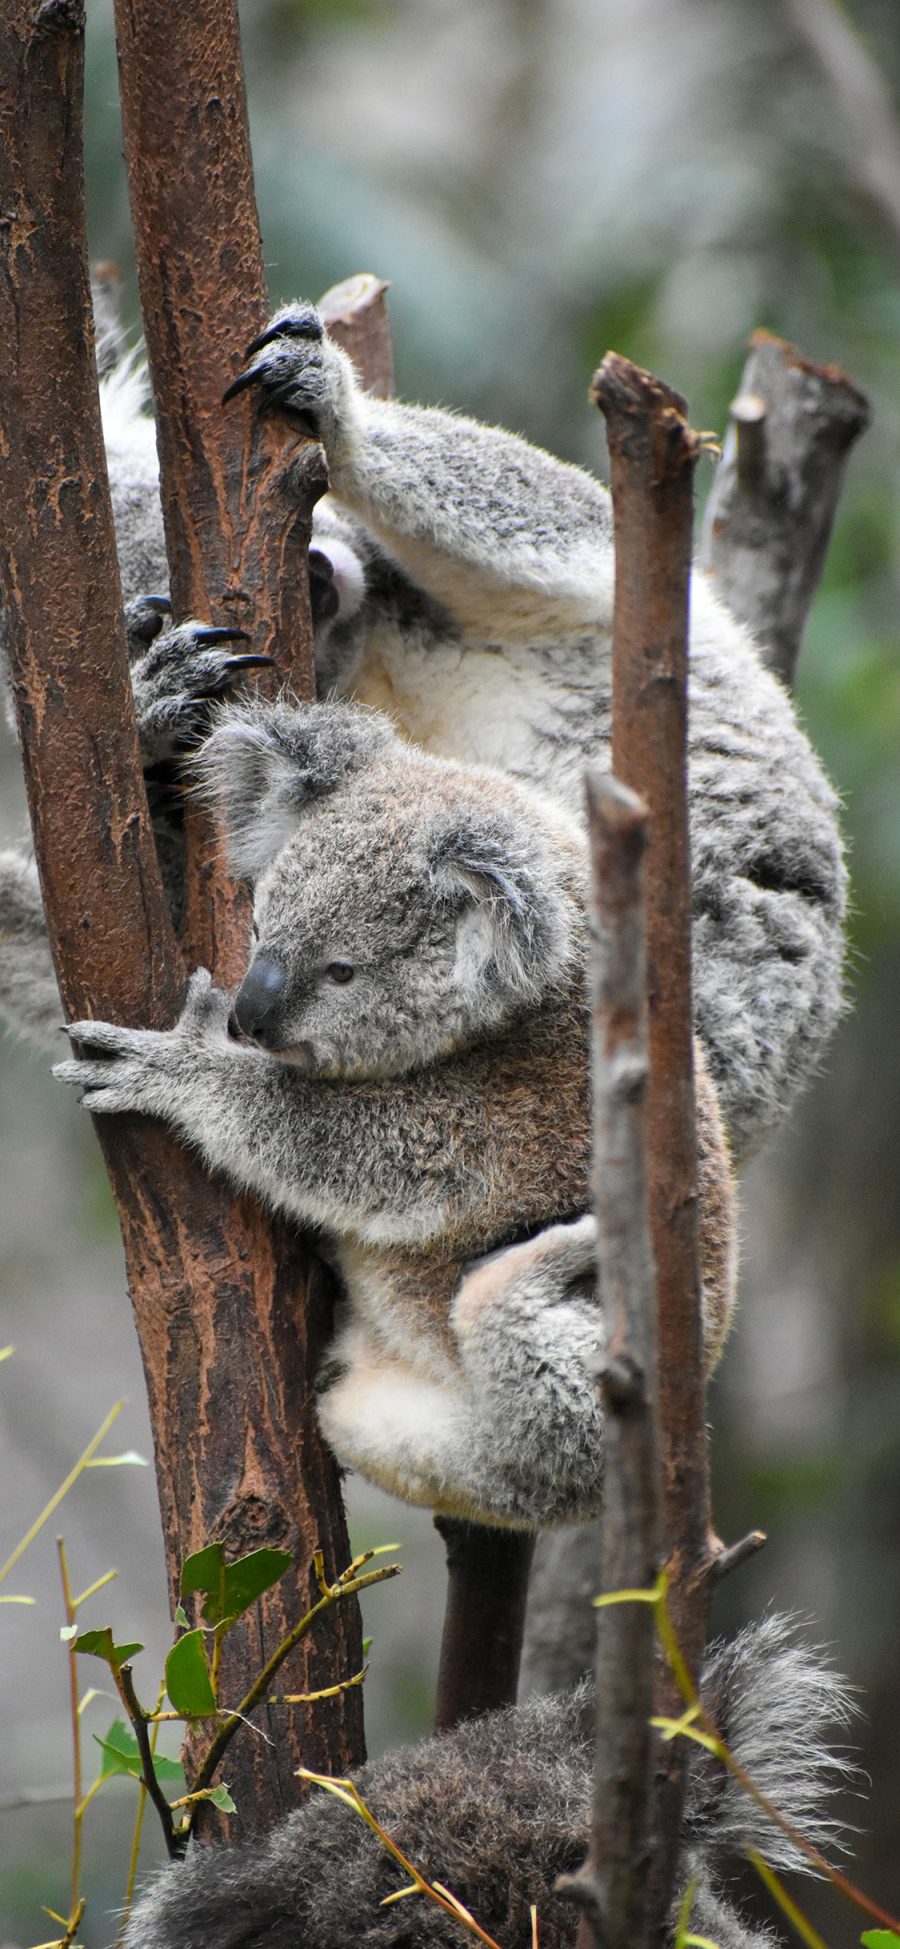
[56,695,736,1528]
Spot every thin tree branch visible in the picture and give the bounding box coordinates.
[320,274,395,401]
[591,353,710,1944]
[523,320,863,1701]
[559,775,659,1949]
[699,331,869,687]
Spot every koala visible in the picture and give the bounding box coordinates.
[2,296,845,1173]
[122,1616,854,1949]
[54,693,736,1528]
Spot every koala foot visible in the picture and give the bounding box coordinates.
[455,1213,598,1334]
[221,302,357,452]
[130,616,274,763]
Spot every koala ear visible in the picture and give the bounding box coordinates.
[194,698,398,879]
[428,811,576,1005]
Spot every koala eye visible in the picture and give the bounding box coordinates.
[326,961,355,985]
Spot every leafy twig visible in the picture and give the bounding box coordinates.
[298,1766,507,1949]
[189,1550,399,1803]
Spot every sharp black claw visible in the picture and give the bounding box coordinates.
[140,594,172,612]
[220,653,276,672]
[222,367,262,406]
[243,313,323,359]
[191,626,252,646]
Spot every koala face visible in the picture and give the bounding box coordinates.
[233,809,492,1078]
[201,700,583,1082]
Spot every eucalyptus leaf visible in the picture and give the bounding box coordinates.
[165,1628,217,1717]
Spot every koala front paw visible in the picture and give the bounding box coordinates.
[53,971,232,1117]
[222,303,351,450]
[131,618,274,763]
[54,1018,176,1117]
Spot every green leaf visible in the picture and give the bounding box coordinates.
[93,1719,184,1784]
[60,1624,78,1641]
[0,1345,14,1363]
[165,1629,217,1717]
[174,1603,189,1629]
[94,1720,143,1780]
[861,1934,900,1946]
[180,1543,292,1625]
[207,1783,236,1813]
[74,1627,143,1673]
[180,1543,226,1614]
[221,1548,293,1620]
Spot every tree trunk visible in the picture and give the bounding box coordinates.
[0,0,364,1845]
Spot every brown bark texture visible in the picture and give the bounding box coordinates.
[0,0,365,1844]
[699,329,869,687]
[591,353,710,1941]
[113,0,327,980]
[564,775,660,1949]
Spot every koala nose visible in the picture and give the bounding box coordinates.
[231,958,288,1044]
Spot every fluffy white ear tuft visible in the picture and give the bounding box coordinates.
[193,697,399,879]
[429,812,576,1007]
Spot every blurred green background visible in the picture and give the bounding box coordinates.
[2,0,899,1940]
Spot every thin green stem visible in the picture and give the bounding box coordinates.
[1,1403,124,1587]
[56,1540,83,1918]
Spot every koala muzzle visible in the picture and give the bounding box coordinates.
[231,958,289,1046]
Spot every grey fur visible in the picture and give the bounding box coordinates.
[55,699,737,1527]
[122,1618,854,1949]
[3,301,845,1159]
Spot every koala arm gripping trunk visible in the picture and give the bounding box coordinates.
[53,971,492,1242]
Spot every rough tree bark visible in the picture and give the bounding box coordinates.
[0,0,365,1845]
[700,330,870,687]
[561,777,659,1949]
[591,355,711,1944]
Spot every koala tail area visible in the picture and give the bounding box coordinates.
[121,1617,856,1949]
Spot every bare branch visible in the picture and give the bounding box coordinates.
[320,274,395,401]
[560,775,659,1949]
[591,352,710,1941]
[700,331,870,687]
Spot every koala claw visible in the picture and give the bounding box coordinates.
[243,305,324,361]
[221,304,329,437]
[132,620,273,758]
[190,626,251,648]
[125,592,172,655]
